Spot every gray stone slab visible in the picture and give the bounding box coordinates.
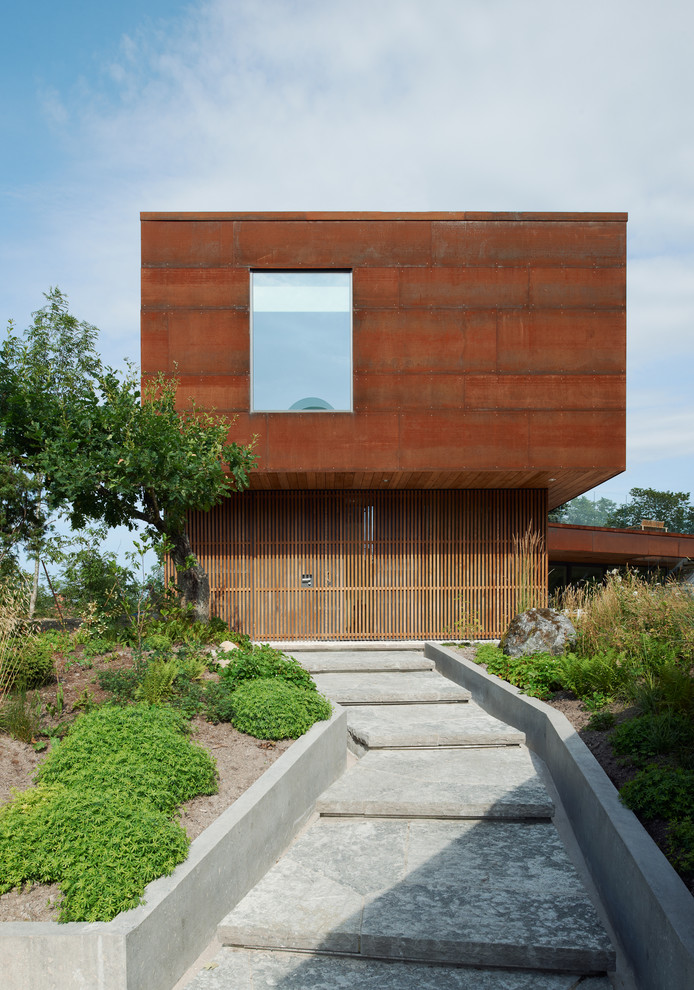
[292,649,434,673]
[316,747,553,819]
[217,818,614,972]
[183,947,613,990]
[312,670,471,704]
[346,701,525,749]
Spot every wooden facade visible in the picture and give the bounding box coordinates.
[142,212,626,639]
[186,489,547,641]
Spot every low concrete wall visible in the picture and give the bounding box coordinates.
[426,642,694,990]
[2,706,347,990]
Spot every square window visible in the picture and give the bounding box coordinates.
[251,271,352,411]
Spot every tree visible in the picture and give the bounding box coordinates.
[606,488,694,534]
[1,289,256,622]
[551,495,619,527]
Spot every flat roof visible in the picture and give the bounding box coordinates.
[141,211,628,223]
[549,522,694,566]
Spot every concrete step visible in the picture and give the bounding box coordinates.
[312,670,471,705]
[293,648,434,673]
[218,818,615,973]
[346,701,525,751]
[315,746,553,819]
[184,946,613,990]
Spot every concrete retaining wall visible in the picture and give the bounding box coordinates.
[426,642,694,990]
[2,706,347,990]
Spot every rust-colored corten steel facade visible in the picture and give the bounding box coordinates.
[141,212,627,639]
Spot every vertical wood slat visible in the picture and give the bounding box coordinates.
[179,489,548,641]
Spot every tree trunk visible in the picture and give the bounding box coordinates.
[168,530,210,624]
[29,558,40,618]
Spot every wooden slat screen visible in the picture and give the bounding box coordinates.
[183,489,548,640]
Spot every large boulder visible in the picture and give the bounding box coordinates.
[500,607,576,657]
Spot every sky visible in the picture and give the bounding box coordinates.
[2,0,694,564]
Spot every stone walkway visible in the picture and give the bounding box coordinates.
[181,650,615,990]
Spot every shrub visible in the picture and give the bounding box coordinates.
[230,678,331,739]
[629,661,694,716]
[619,765,694,821]
[668,818,694,875]
[2,635,56,690]
[134,657,180,705]
[559,570,694,661]
[473,644,563,700]
[201,680,236,724]
[585,710,616,732]
[0,784,190,922]
[220,644,316,693]
[0,703,219,922]
[0,687,42,743]
[36,704,217,812]
[610,712,694,763]
[559,649,634,702]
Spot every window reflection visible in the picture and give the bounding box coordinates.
[252,271,352,412]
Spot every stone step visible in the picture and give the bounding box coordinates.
[218,818,614,973]
[346,701,525,751]
[312,670,471,705]
[293,648,434,674]
[315,746,553,819]
[184,946,613,990]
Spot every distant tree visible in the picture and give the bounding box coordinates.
[1,289,257,622]
[606,488,694,534]
[548,503,568,522]
[564,496,619,527]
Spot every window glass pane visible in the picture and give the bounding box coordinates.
[252,272,351,411]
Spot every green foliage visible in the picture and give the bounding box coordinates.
[201,680,236,724]
[142,632,174,652]
[54,533,139,618]
[0,704,217,921]
[561,570,694,662]
[79,635,118,660]
[0,688,43,743]
[585,710,616,731]
[1,289,256,620]
[629,661,694,716]
[0,785,190,922]
[1,634,56,690]
[36,705,217,811]
[97,662,143,702]
[667,818,694,875]
[611,712,694,763]
[134,657,181,704]
[229,678,332,739]
[559,649,633,702]
[473,644,564,699]
[220,643,316,692]
[606,487,694,534]
[620,765,694,822]
[551,495,619,527]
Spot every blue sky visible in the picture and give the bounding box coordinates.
[3,0,694,564]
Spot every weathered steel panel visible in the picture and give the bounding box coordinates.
[141,212,627,502]
[432,220,625,267]
[234,220,432,268]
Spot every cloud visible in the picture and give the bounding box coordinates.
[627,396,694,464]
[3,0,694,503]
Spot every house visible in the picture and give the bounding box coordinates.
[548,521,694,593]
[140,211,627,640]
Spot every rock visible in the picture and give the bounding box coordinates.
[218,640,239,653]
[500,608,576,657]
[213,640,240,668]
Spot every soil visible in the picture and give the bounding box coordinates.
[0,644,292,923]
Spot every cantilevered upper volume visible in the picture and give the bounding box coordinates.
[141,211,626,510]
